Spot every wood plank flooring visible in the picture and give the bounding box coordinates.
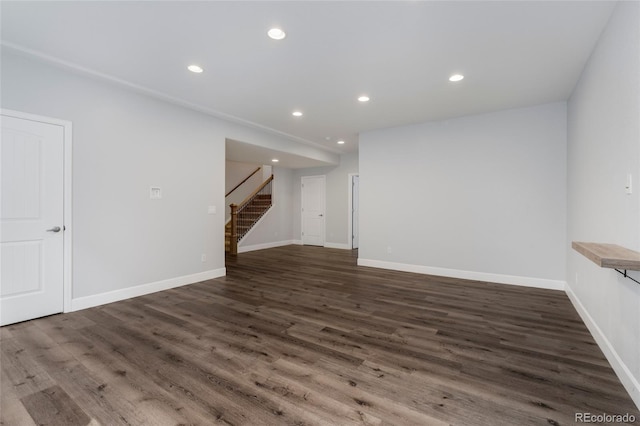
[2,245,638,425]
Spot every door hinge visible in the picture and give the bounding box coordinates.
[302,232,304,236]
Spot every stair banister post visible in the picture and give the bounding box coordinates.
[230,203,238,255]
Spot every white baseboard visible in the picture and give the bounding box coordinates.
[238,240,298,253]
[70,268,226,312]
[290,241,349,249]
[324,242,352,250]
[356,258,566,291]
[565,283,640,409]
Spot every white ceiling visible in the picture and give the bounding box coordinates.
[226,139,332,169]
[1,1,616,159]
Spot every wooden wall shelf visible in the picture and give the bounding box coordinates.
[572,242,640,270]
[572,242,640,284]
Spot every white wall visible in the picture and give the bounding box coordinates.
[292,152,359,248]
[566,1,640,408]
[1,51,226,302]
[359,102,567,288]
[0,50,325,307]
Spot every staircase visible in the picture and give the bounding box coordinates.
[225,175,274,254]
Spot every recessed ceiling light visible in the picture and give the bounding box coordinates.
[292,111,303,117]
[187,65,204,73]
[337,140,345,145]
[272,158,279,163]
[268,28,286,40]
[358,95,370,102]
[449,74,464,82]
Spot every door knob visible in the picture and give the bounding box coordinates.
[319,214,324,217]
[46,226,61,233]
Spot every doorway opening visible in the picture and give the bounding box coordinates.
[348,174,359,250]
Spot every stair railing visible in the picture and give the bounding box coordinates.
[226,166,261,197]
[229,174,274,255]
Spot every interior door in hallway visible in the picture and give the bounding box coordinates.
[352,175,359,249]
[1,113,65,326]
[301,175,325,246]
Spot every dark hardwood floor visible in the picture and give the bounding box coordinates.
[2,245,638,425]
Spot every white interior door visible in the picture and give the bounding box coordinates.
[301,176,325,246]
[352,175,359,249]
[1,114,65,326]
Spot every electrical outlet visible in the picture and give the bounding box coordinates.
[625,174,632,194]
[201,254,207,262]
[387,246,392,254]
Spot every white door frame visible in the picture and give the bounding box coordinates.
[348,173,359,249]
[2,109,73,313]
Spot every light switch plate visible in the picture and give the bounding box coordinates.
[150,187,162,199]
[208,205,216,214]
